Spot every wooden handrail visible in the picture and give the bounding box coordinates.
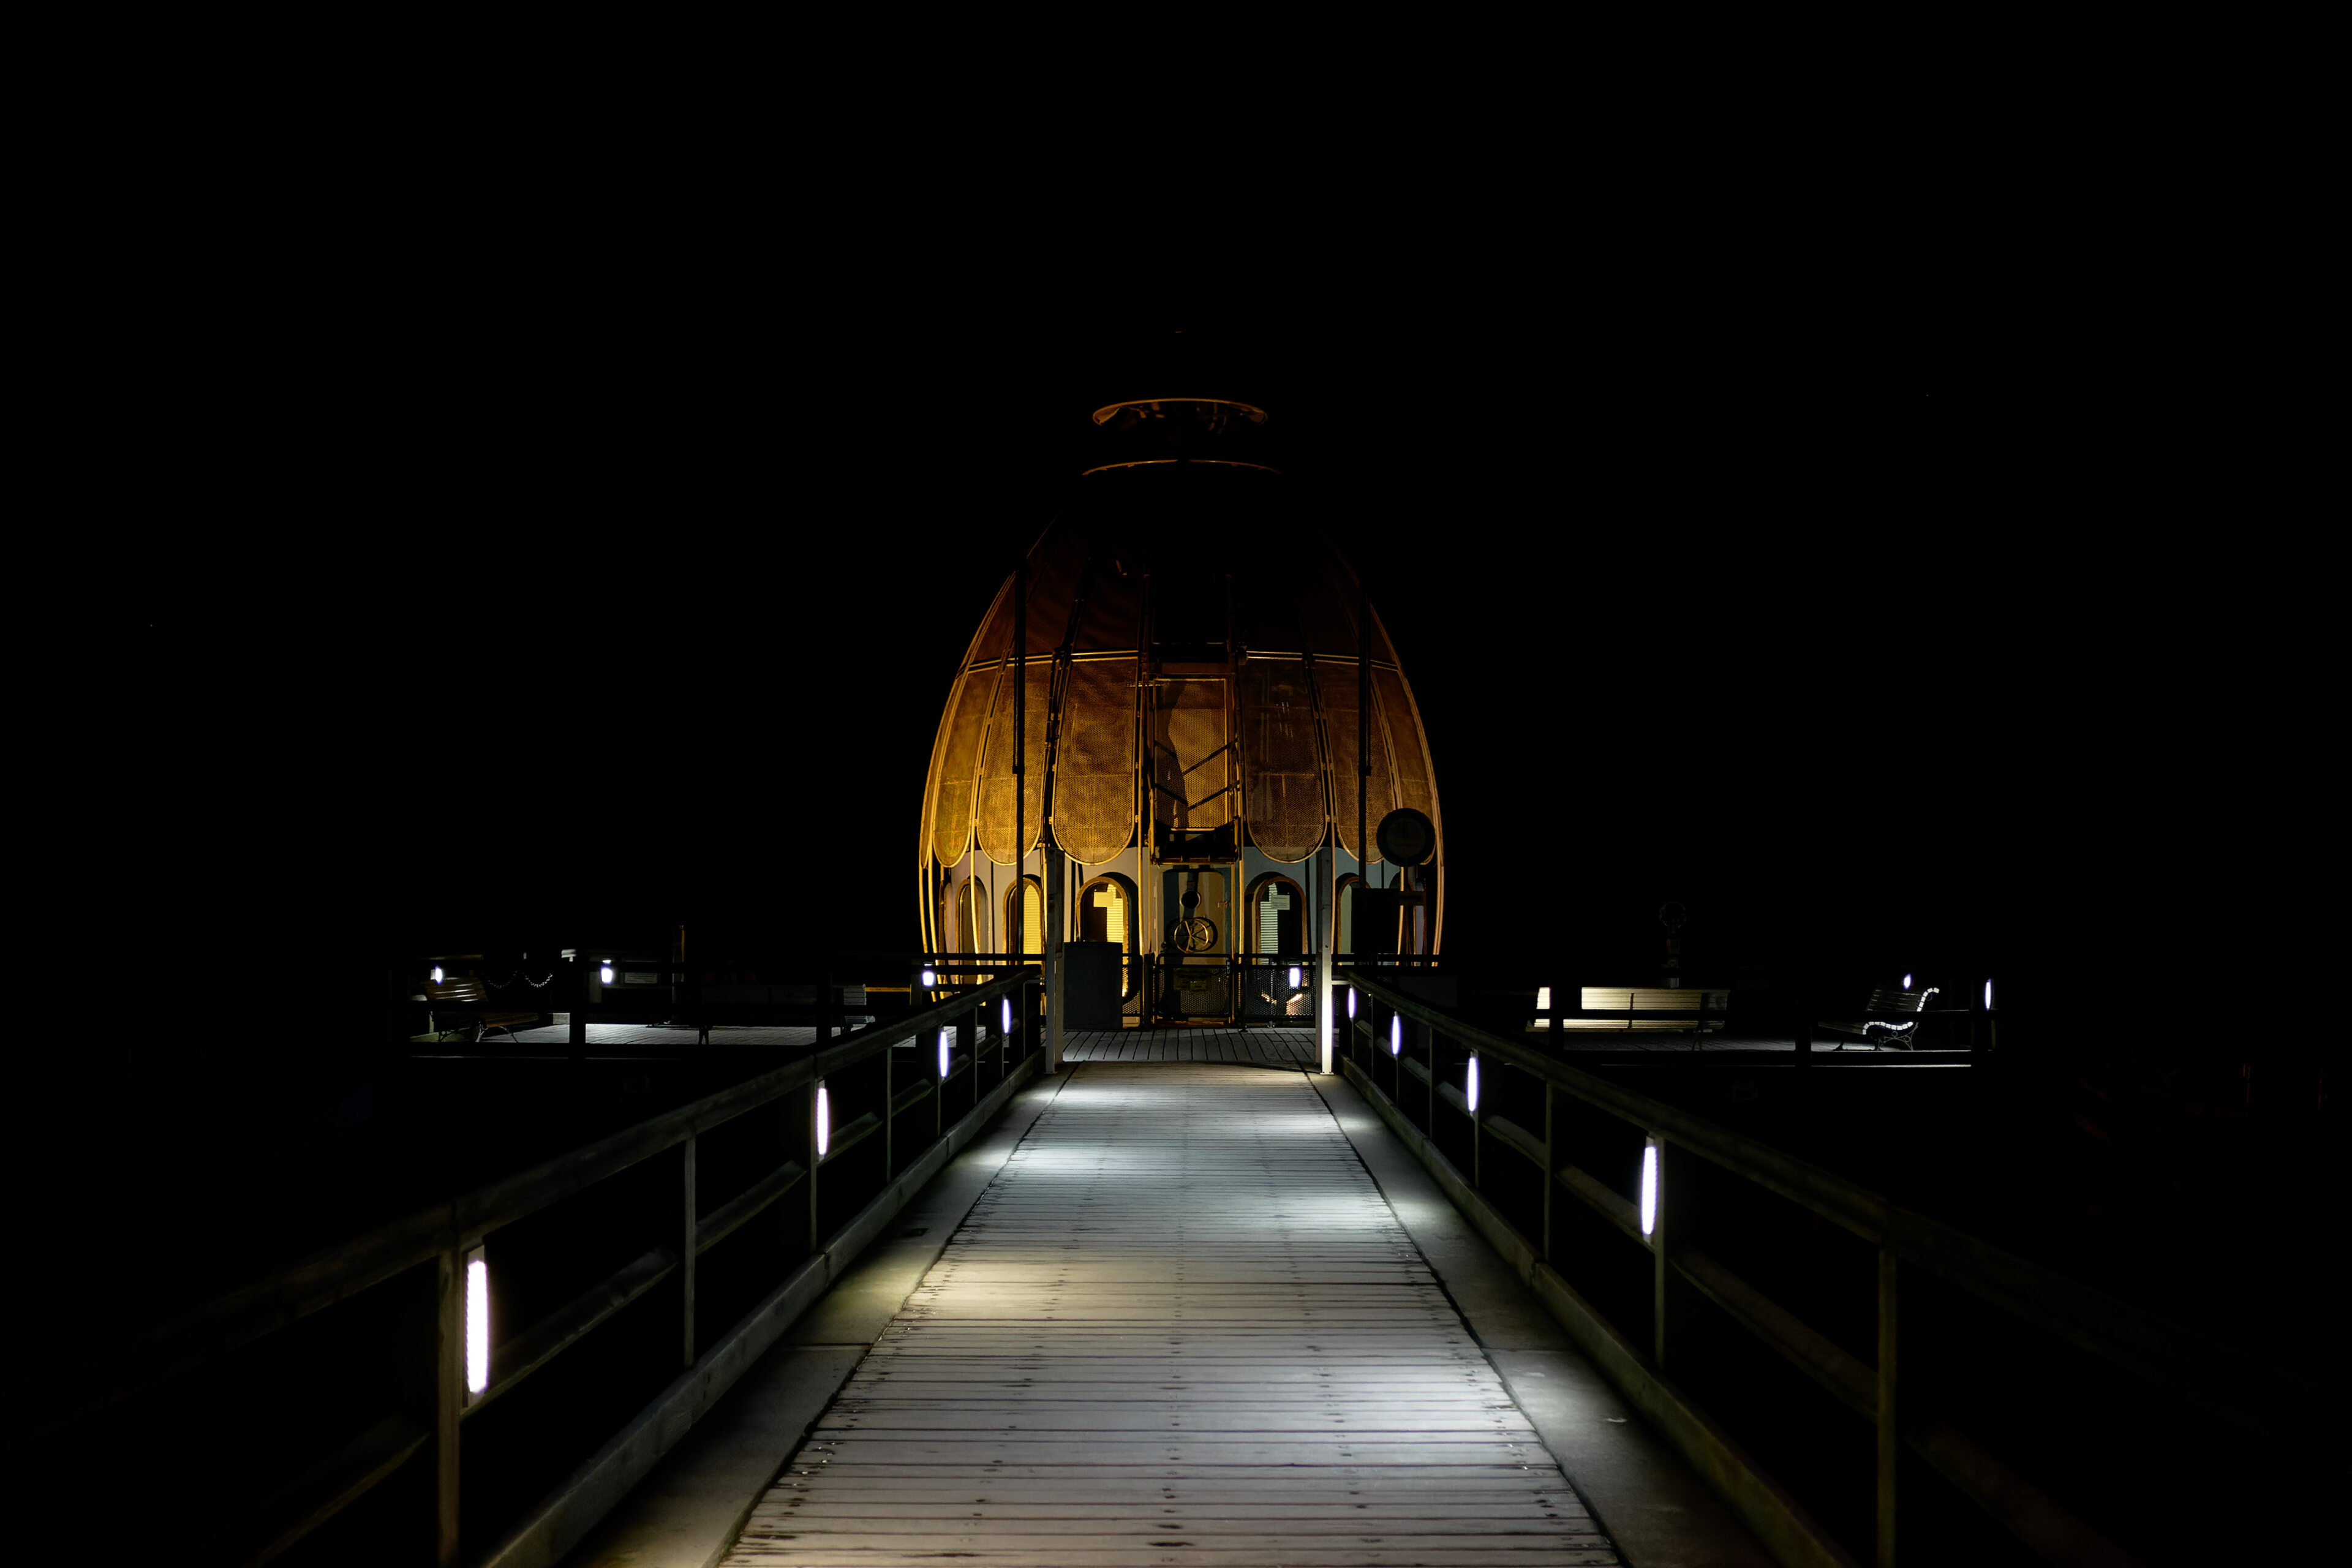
[13,972,1035,1450]
[1346,971,2346,1475]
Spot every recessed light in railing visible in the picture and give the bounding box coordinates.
[938,1028,952,1079]
[816,1084,831,1158]
[1467,1056,1480,1112]
[465,1246,489,1396]
[1903,973,1913,990]
[1534,986,1550,1028]
[1001,998,1012,1035]
[1348,989,1357,1019]
[1985,978,1994,1009]
[921,968,936,988]
[1641,1142,1659,1239]
[432,965,444,986]
[1289,966,1300,989]
[600,961,614,986]
[1390,1016,1401,1057]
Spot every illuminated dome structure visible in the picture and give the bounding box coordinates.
[917,391,1442,1029]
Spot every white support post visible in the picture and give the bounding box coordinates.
[1317,842,1336,1075]
[1045,843,1066,1072]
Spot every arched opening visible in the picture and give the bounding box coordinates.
[1246,872,1309,1021]
[1248,874,1304,956]
[1158,865,1231,1021]
[1005,876,1042,957]
[955,876,990,954]
[1078,873,1139,998]
[1335,873,1365,955]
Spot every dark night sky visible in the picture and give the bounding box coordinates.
[102,295,2288,1058]
[366,314,2029,963]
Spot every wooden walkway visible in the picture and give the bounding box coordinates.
[723,1061,1618,1566]
[1059,1028,1318,1068]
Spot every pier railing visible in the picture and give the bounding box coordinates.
[432,951,1040,1048]
[25,971,1043,1568]
[1341,971,2343,1568]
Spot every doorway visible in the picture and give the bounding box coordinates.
[1158,865,1232,1021]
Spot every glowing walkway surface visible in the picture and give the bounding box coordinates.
[1059,1027,1317,1067]
[723,1061,1618,1566]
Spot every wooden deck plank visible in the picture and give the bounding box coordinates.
[720,1062,1618,1567]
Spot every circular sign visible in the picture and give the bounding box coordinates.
[1170,916,1219,954]
[1376,807,1437,867]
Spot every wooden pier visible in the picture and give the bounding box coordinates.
[722,1061,1618,1566]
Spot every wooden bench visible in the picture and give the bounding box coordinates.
[1532,987,1730,1033]
[423,975,540,1046]
[1818,985,1940,1050]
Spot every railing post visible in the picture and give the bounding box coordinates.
[434,1244,462,1566]
[1653,1137,1706,1377]
[1468,1042,1483,1192]
[1540,1081,1556,1262]
[882,1032,895,1178]
[1317,846,1336,1074]
[1650,1135,1668,1367]
[1423,1014,1436,1133]
[1023,975,1039,1066]
[803,1083,823,1261]
[680,1135,698,1368]
[568,950,588,1060]
[932,1022,947,1143]
[959,1003,976,1114]
[1793,968,1812,1066]
[1046,843,1065,1072]
[1877,1246,1900,1567]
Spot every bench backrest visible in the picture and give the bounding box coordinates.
[1580,987,1730,1013]
[426,976,491,1006]
[1864,986,1937,1016]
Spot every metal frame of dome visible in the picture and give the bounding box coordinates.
[1087,398,1270,427]
[917,396,1442,1040]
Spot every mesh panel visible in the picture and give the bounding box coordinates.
[1294,548,1360,656]
[1152,676,1230,832]
[1022,548,1082,657]
[1240,961,1315,1021]
[1242,658,1325,861]
[955,878,988,952]
[1316,660,1395,862]
[1374,665,1440,830]
[968,582,1015,678]
[976,665,1052,865]
[1231,572,1299,658]
[927,667,995,867]
[1052,658,1137,862]
[1072,567,1144,654]
[1015,881,1042,954]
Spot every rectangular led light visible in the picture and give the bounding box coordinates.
[464,1247,489,1396]
[1466,1055,1480,1112]
[938,1028,951,1079]
[815,1085,831,1158]
[1640,1142,1659,1239]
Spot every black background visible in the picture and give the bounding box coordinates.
[98,294,2288,1094]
